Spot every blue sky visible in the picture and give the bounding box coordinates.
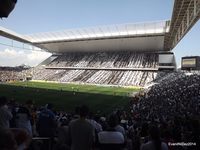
[0,0,199,67]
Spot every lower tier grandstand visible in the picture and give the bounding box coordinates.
[32,69,158,86]
[0,51,176,86]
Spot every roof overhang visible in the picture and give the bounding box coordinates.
[35,34,165,53]
[164,0,200,50]
[0,26,31,43]
[27,21,169,53]
[0,20,170,53]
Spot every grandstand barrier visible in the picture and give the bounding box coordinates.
[158,66,175,71]
[45,67,159,71]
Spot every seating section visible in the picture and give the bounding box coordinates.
[32,52,159,86]
[48,52,158,68]
[0,67,28,82]
[137,71,200,121]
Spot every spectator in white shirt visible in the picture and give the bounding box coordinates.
[0,96,13,129]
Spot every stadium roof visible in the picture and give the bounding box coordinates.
[0,20,170,53]
[164,0,200,50]
[0,26,30,43]
[0,0,199,53]
[24,21,169,43]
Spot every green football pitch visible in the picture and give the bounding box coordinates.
[0,81,141,114]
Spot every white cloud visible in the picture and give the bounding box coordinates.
[0,48,51,67]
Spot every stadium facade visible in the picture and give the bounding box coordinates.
[0,0,199,86]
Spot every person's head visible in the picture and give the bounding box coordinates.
[46,103,53,110]
[108,114,118,128]
[79,105,89,118]
[0,96,8,107]
[149,125,160,140]
[8,98,16,106]
[25,100,34,109]
[149,125,162,150]
[0,129,17,150]
[11,128,30,147]
[75,106,80,115]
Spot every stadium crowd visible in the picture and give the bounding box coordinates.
[33,69,157,86]
[0,71,199,150]
[48,52,158,69]
[32,51,159,86]
[0,66,30,82]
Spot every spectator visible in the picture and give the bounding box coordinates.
[15,105,33,136]
[36,103,57,137]
[69,105,95,150]
[0,96,13,129]
[0,128,17,150]
[98,114,125,150]
[87,112,102,133]
[140,125,168,150]
[8,98,18,128]
[11,128,31,150]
